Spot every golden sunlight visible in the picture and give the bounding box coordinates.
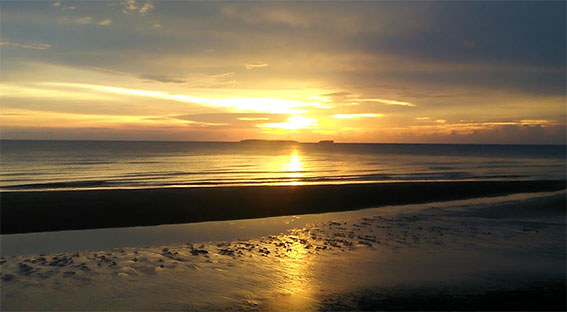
[258,116,318,131]
[331,113,383,119]
[39,82,322,114]
[283,151,303,178]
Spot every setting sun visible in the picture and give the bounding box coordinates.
[258,115,318,131]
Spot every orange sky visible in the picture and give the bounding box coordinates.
[1,1,565,144]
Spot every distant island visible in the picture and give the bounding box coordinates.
[239,139,298,143]
[239,139,334,144]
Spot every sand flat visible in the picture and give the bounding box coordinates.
[1,191,565,310]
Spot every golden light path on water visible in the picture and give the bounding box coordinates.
[281,150,305,186]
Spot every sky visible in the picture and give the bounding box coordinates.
[0,1,565,144]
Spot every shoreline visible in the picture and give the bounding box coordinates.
[2,190,563,257]
[1,190,565,310]
[1,180,565,234]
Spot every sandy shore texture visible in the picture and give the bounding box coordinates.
[1,190,565,310]
[2,180,565,234]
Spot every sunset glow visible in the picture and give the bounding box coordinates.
[259,116,318,131]
[0,1,564,143]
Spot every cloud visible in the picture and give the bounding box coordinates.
[175,113,283,123]
[121,1,154,15]
[331,113,382,119]
[120,0,137,13]
[53,1,75,10]
[63,16,92,24]
[245,62,268,70]
[140,72,234,84]
[208,72,235,83]
[140,74,186,83]
[355,98,416,107]
[238,117,269,121]
[221,6,310,28]
[399,123,566,145]
[322,93,415,108]
[59,16,114,26]
[39,82,324,114]
[184,120,228,127]
[139,2,154,14]
[170,113,286,129]
[98,19,112,26]
[0,40,51,50]
[258,116,318,130]
[323,91,352,97]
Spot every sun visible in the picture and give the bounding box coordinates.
[258,115,318,131]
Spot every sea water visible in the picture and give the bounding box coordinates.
[0,140,564,191]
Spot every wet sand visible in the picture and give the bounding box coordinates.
[2,180,565,234]
[1,191,565,310]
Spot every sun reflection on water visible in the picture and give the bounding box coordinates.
[283,151,303,179]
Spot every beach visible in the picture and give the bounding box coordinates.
[2,180,565,234]
[1,190,565,310]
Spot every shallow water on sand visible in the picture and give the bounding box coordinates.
[1,192,564,310]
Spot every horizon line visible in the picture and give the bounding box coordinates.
[0,138,565,146]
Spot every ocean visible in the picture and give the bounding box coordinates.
[0,140,565,191]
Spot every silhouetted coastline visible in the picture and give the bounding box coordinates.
[2,180,564,234]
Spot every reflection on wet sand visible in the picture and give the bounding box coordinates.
[263,230,318,311]
[1,192,565,310]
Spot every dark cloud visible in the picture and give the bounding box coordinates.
[403,124,566,145]
[331,68,566,97]
[350,2,566,69]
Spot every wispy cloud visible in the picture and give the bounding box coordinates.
[59,16,113,26]
[258,116,318,130]
[356,98,416,107]
[140,74,186,83]
[59,16,93,24]
[323,92,416,108]
[245,62,268,70]
[208,72,236,84]
[238,117,269,121]
[98,19,112,26]
[331,113,382,119]
[139,2,154,14]
[0,40,51,50]
[121,0,154,15]
[120,0,137,13]
[37,82,323,114]
[52,1,75,10]
[221,6,310,28]
[174,113,281,125]
[74,16,92,24]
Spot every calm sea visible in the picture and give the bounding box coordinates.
[0,140,565,191]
